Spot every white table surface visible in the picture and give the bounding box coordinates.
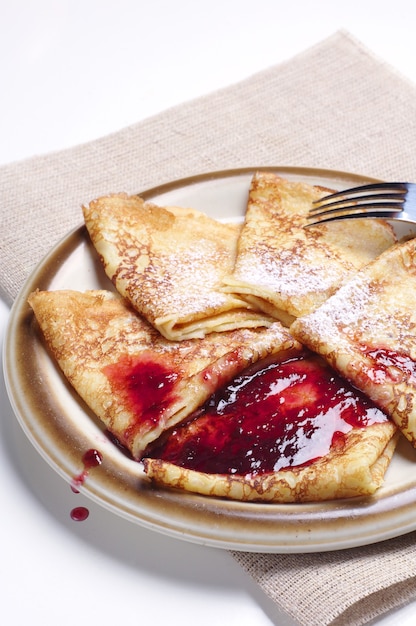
[2,2,416,624]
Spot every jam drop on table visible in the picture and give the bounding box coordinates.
[148,352,389,475]
[70,506,90,522]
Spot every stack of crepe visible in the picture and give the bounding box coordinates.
[29,171,416,503]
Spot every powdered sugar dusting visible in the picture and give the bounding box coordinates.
[305,274,373,333]
[141,246,232,316]
[233,243,348,297]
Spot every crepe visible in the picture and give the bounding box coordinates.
[82,193,273,340]
[221,172,396,324]
[144,351,398,503]
[28,289,299,458]
[291,238,416,448]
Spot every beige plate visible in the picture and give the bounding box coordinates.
[4,167,416,553]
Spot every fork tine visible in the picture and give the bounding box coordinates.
[310,205,404,219]
[312,181,408,205]
[304,209,405,227]
[306,181,416,227]
[311,204,404,217]
[309,195,404,215]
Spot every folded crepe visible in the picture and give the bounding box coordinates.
[28,289,299,458]
[82,194,273,340]
[291,238,416,448]
[222,172,396,324]
[144,351,397,502]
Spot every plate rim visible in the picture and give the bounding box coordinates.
[5,165,416,553]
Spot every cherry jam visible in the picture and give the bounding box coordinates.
[360,346,416,384]
[70,506,90,522]
[103,353,179,445]
[71,448,103,492]
[148,352,389,475]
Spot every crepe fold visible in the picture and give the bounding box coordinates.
[143,348,398,503]
[291,238,416,448]
[82,194,273,340]
[221,172,396,323]
[28,289,299,458]
[143,426,398,503]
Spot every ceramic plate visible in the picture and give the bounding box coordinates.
[5,166,416,553]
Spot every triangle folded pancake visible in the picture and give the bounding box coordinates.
[82,193,273,340]
[291,238,416,448]
[143,351,397,503]
[28,289,299,459]
[221,172,396,324]
[143,434,397,503]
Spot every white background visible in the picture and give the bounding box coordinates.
[2,1,416,624]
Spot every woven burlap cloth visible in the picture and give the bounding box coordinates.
[2,30,416,625]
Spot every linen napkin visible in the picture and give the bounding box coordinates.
[2,30,416,625]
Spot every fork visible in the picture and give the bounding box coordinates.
[306,182,416,226]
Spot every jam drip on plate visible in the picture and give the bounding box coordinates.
[71,448,103,492]
[148,352,389,475]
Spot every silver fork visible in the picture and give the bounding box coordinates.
[306,182,416,226]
